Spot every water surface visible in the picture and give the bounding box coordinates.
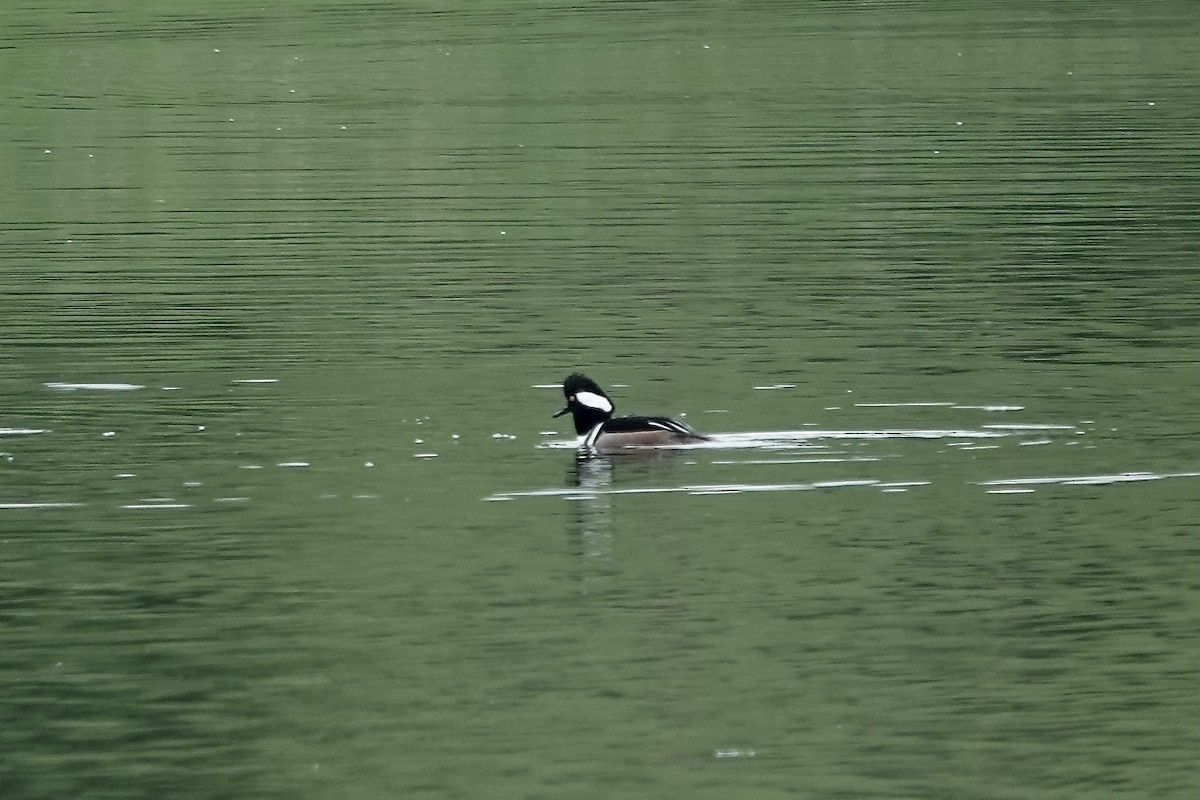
[2,2,1198,798]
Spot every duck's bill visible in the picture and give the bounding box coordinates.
[552,406,570,418]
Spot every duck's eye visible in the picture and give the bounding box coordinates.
[568,395,575,402]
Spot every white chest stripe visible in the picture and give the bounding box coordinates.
[583,422,605,450]
[575,391,612,413]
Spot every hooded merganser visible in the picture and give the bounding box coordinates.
[552,373,709,453]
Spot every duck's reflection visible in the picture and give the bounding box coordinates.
[567,453,614,594]
[562,448,699,594]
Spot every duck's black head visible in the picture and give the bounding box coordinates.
[552,373,614,435]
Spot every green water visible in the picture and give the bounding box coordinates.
[2,3,1197,798]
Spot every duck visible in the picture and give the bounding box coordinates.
[552,373,709,454]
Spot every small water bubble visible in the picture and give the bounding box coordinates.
[102,431,116,438]
[451,434,460,440]
[414,438,424,444]
[364,461,374,468]
[213,48,221,53]
[44,149,52,154]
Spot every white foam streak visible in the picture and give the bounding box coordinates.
[982,423,1076,431]
[0,502,83,509]
[712,429,1012,444]
[855,402,955,407]
[122,503,192,509]
[487,478,883,501]
[44,382,143,391]
[711,457,882,465]
[980,471,1200,488]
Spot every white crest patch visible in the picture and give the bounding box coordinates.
[575,391,613,413]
